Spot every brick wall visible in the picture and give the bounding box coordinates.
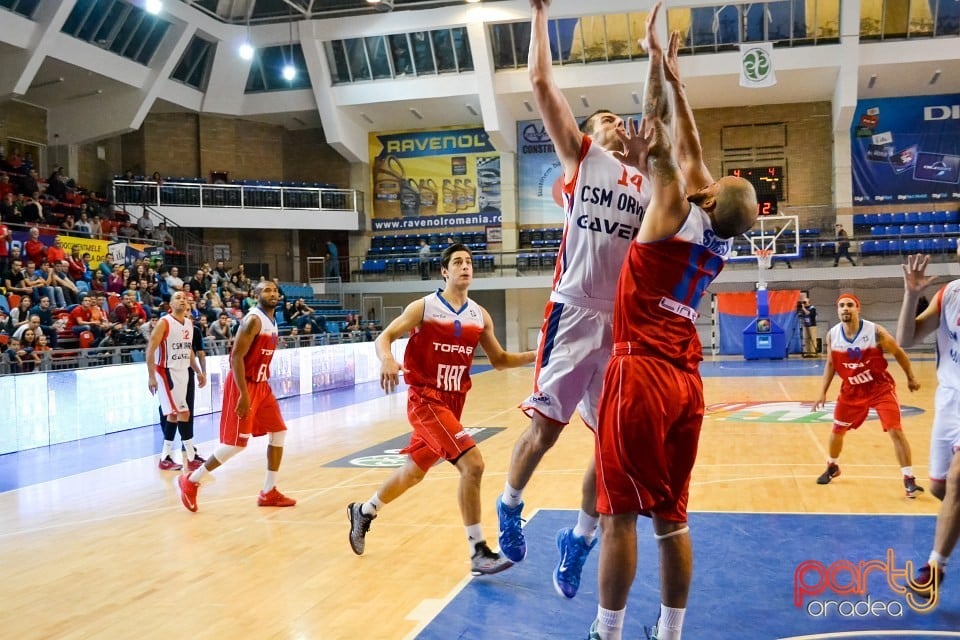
[77,137,122,195]
[693,101,834,209]
[0,100,47,149]
[120,128,145,175]
[144,113,200,178]
[281,128,351,187]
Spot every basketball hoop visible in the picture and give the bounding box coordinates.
[755,248,773,270]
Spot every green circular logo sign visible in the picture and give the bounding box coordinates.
[742,47,772,82]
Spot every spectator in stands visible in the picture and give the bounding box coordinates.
[225,296,243,320]
[326,240,340,278]
[106,268,126,295]
[90,270,107,293]
[97,215,117,241]
[209,312,235,354]
[66,246,86,282]
[118,219,138,238]
[51,260,79,305]
[74,212,93,237]
[0,308,11,335]
[242,288,257,312]
[0,192,17,223]
[21,260,50,304]
[10,295,33,331]
[4,336,25,373]
[110,290,147,341]
[152,222,174,247]
[17,328,41,372]
[418,240,431,280]
[202,282,225,320]
[364,321,377,342]
[61,213,76,233]
[20,193,43,225]
[14,315,50,347]
[139,315,159,343]
[46,169,67,201]
[300,321,316,344]
[137,209,155,237]
[289,298,320,334]
[46,236,66,266]
[81,253,94,281]
[3,259,34,301]
[0,218,9,275]
[223,273,243,298]
[36,261,65,308]
[24,227,46,266]
[35,333,51,356]
[187,270,206,297]
[834,224,856,267]
[139,279,160,316]
[210,260,229,286]
[27,297,58,347]
[68,293,107,342]
[283,326,299,349]
[344,313,360,332]
[165,266,184,294]
[0,173,12,200]
[20,169,39,196]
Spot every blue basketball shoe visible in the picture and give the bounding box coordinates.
[553,527,598,598]
[496,495,527,562]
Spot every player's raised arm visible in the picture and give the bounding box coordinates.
[897,253,940,347]
[529,0,584,177]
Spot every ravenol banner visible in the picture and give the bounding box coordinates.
[517,114,642,225]
[368,127,501,231]
[851,94,960,206]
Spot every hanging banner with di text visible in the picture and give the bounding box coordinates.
[851,93,960,206]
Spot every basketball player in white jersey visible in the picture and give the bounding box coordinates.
[147,290,204,469]
[897,247,960,600]
[347,244,535,575]
[498,0,710,600]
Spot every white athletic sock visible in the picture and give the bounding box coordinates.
[263,470,277,493]
[573,510,599,543]
[901,466,914,477]
[183,439,196,461]
[466,523,484,553]
[828,457,838,465]
[657,604,686,640]
[597,607,624,640]
[188,465,209,483]
[930,551,949,570]
[502,481,523,507]
[362,493,383,516]
[161,440,173,458]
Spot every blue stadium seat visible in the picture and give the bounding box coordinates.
[919,211,936,223]
[902,211,918,224]
[915,224,931,236]
[899,224,916,236]
[860,240,879,256]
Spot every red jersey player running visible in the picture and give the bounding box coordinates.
[347,244,535,575]
[178,280,296,512]
[813,293,923,497]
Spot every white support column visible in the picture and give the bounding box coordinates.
[831,0,862,215]
[300,22,368,164]
[466,21,517,154]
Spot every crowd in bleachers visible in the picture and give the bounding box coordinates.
[0,253,378,374]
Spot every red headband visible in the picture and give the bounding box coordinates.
[836,293,861,308]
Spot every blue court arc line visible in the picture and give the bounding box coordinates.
[413,510,959,640]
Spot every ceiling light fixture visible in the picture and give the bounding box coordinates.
[360,113,374,124]
[465,104,478,116]
[239,42,254,60]
[580,95,590,108]
[145,0,163,15]
[409,108,423,120]
[631,92,640,105]
[30,77,65,89]
[930,69,941,85]
[523,100,533,112]
[867,74,877,89]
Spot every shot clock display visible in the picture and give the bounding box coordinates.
[728,165,784,215]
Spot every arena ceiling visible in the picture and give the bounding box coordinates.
[179,0,502,23]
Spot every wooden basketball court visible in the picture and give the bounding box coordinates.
[0,356,945,639]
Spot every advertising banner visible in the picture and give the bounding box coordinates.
[369,127,501,231]
[517,114,641,225]
[9,229,149,268]
[851,94,960,206]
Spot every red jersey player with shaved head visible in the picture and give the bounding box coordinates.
[813,292,923,497]
[178,280,296,512]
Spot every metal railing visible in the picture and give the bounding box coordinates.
[111,179,360,212]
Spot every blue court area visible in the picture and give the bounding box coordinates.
[416,510,960,640]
